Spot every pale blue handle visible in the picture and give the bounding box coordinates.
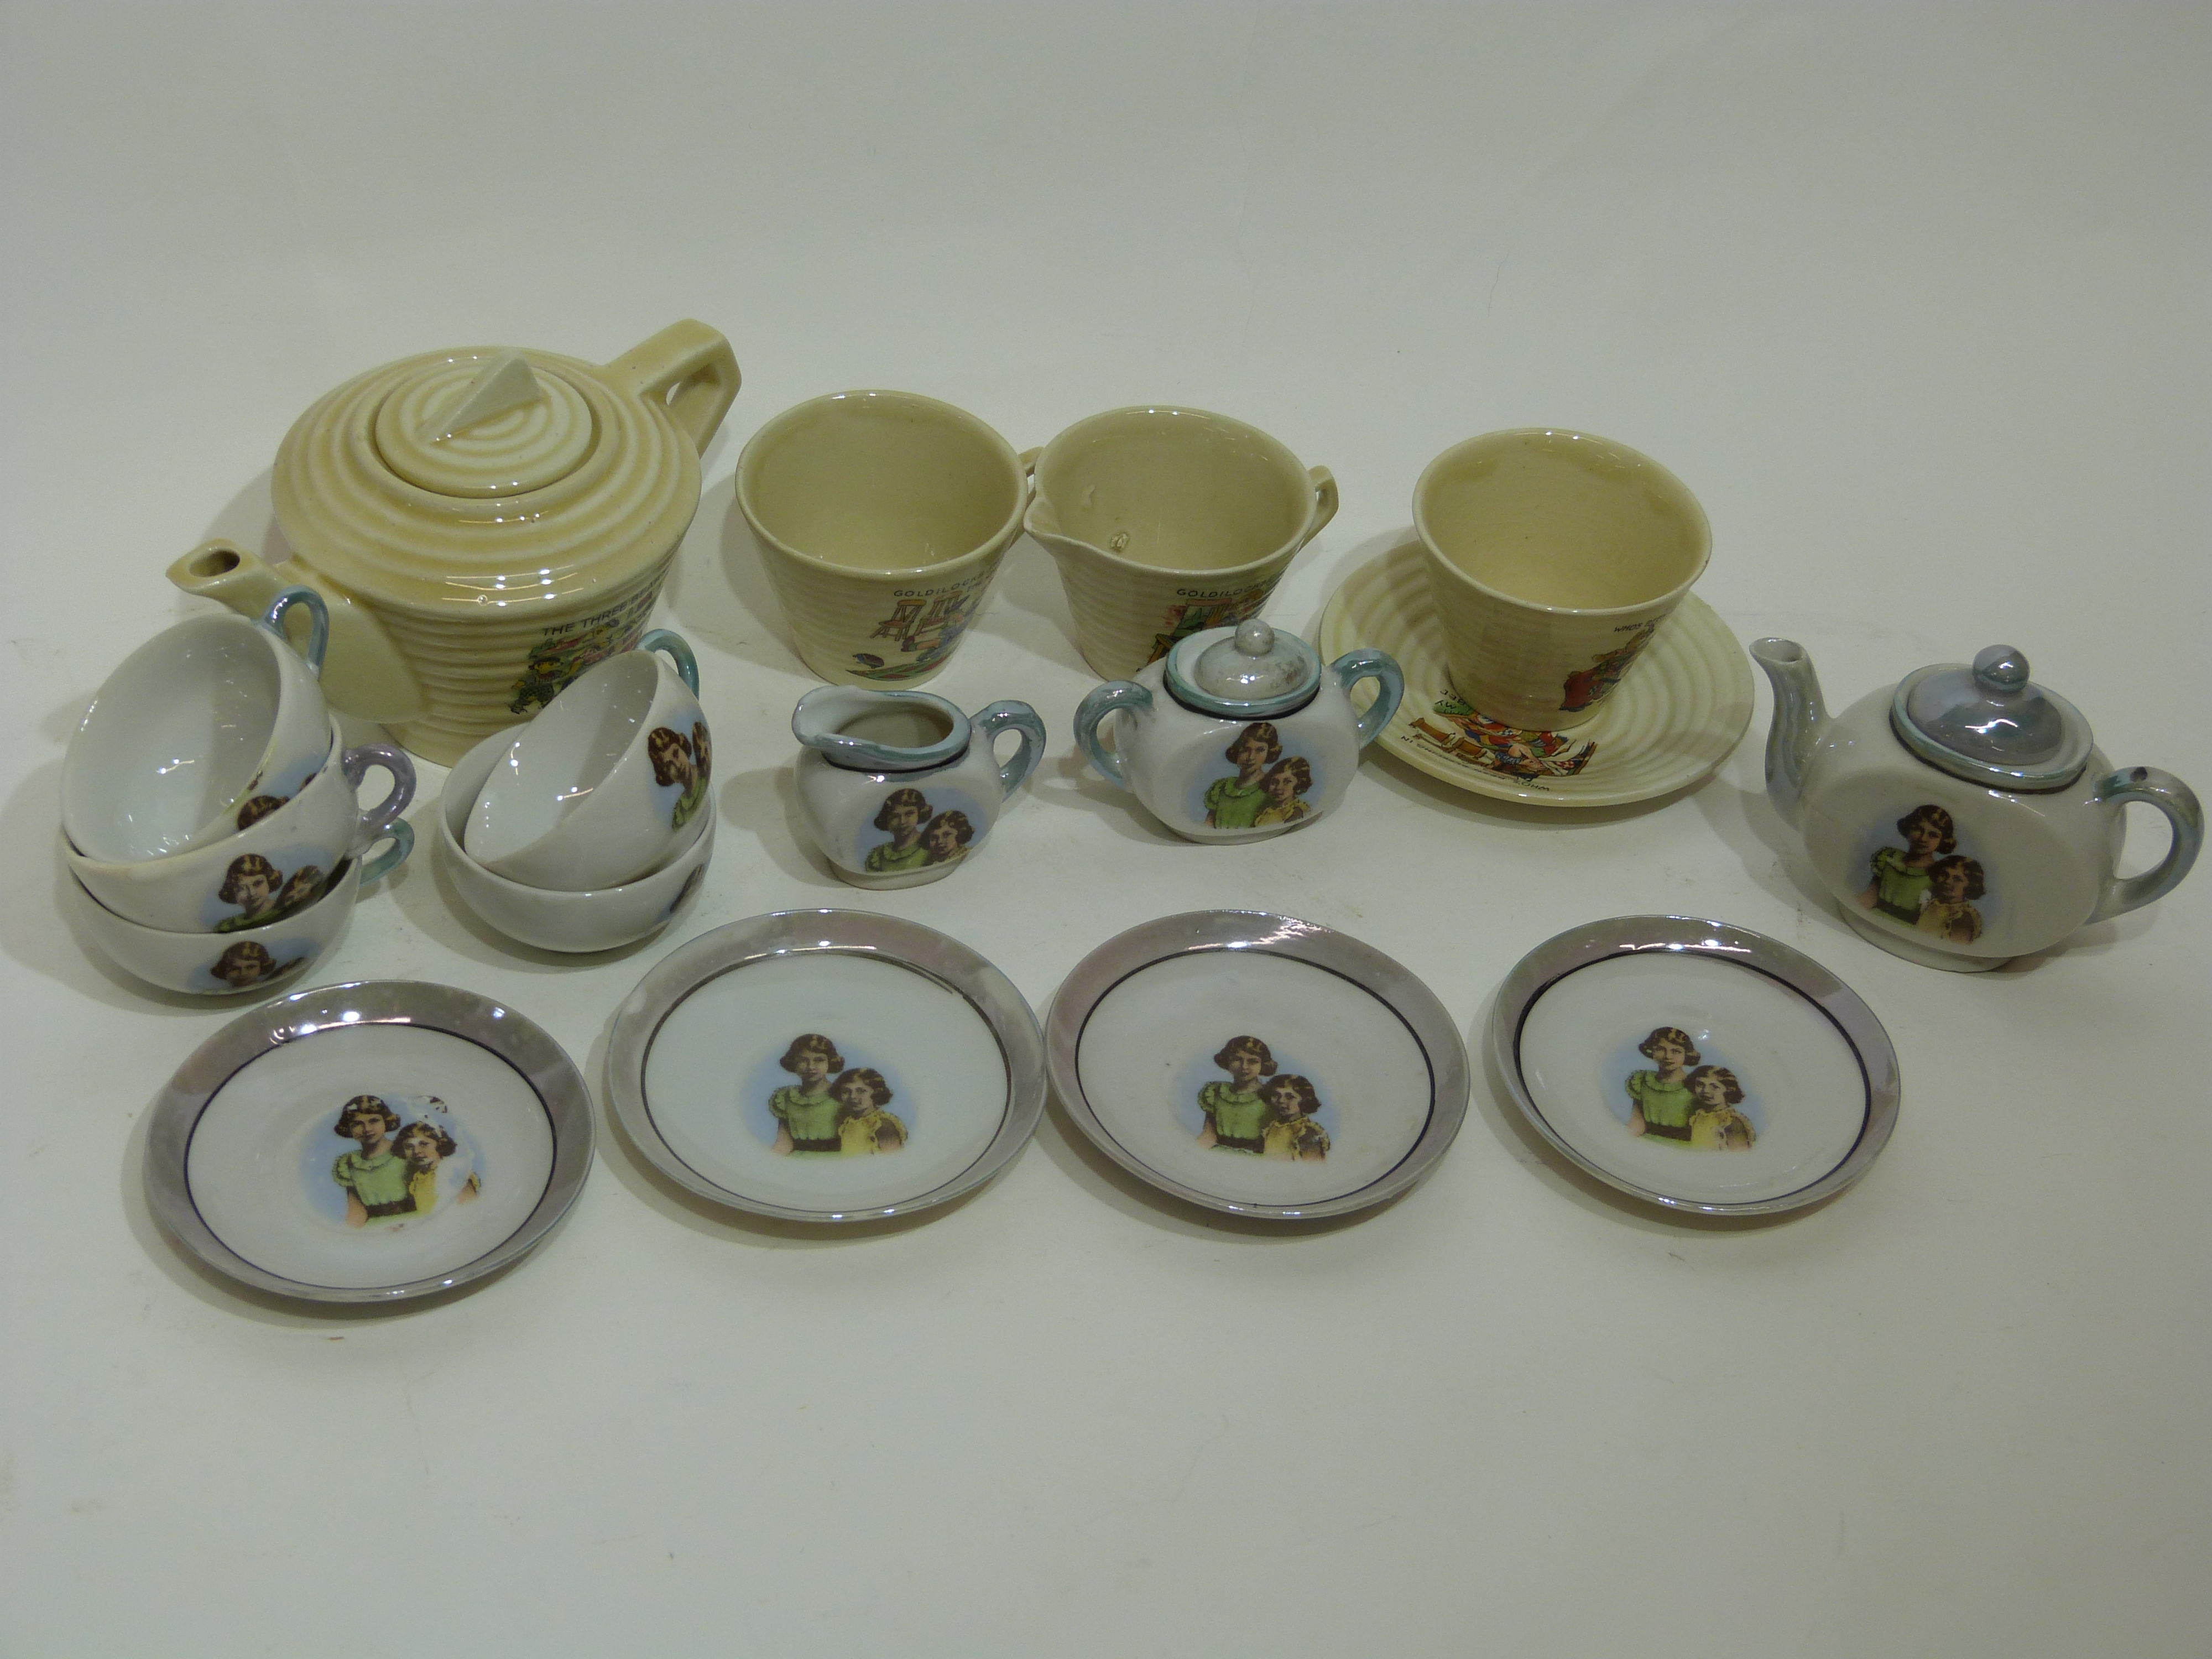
[1073,682,1152,790]
[2089,766,2201,922]
[357,817,414,887]
[972,701,1046,796]
[1332,648,1404,747]
[260,586,330,678]
[341,743,416,842]
[637,628,700,695]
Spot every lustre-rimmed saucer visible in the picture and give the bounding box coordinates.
[143,980,595,1304]
[1489,916,1900,1216]
[1046,911,1469,1220]
[1315,535,1753,806]
[604,910,1046,1223]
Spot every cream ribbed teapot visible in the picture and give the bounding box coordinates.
[169,321,738,764]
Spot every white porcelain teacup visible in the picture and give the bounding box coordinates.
[440,725,715,952]
[1024,406,1337,679]
[63,588,333,862]
[463,630,709,890]
[65,818,411,997]
[62,718,413,932]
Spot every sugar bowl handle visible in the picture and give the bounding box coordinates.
[1331,648,1404,747]
[1074,682,1152,791]
[973,701,1046,797]
[2089,766,2202,923]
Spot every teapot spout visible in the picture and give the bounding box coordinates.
[1748,638,1828,827]
[167,540,427,725]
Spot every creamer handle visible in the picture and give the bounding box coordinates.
[972,701,1046,797]
[604,321,740,456]
[2088,766,2201,922]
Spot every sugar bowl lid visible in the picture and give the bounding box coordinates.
[1165,618,1320,717]
[1891,644,2094,790]
[269,321,738,614]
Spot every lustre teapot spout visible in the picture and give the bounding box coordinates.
[1749,638,2200,970]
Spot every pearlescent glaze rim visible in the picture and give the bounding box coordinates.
[604,910,1047,1222]
[1488,916,1901,1217]
[1316,535,1752,807]
[1046,910,1470,1220]
[142,980,596,1304]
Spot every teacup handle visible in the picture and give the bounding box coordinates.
[603,321,741,456]
[1073,682,1152,790]
[2088,766,2201,923]
[638,628,700,695]
[1331,648,1404,748]
[972,701,1046,797]
[357,817,415,888]
[1305,466,1339,542]
[260,586,330,678]
[341,743,418,844]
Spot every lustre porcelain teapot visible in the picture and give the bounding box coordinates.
[1073,618,1402,842]
[1750,638,2200,970]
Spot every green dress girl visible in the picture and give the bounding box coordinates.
[1624,1027,1700,1143]
[1204,723,1282,830]
[769,1034,847,1155]
[1198,1035,1277,1152]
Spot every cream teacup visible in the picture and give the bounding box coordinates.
[63,718,413,932]
[1025,406,1337,679]
[63,588,332,862]
[737,390,1029,686]
[66,819,411,997]
[1413,430,1709,732]
[464,630,708,891]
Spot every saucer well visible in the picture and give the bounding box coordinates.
[1315,535,1754,807]
[143,981,594,1303]
[1046,911,1469,1220]
[1488,916,1900,1216]
[604,910,1046,1223]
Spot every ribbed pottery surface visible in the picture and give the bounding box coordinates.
[270,346,700,613]
[1051,543,1294,680]
[1317,537,1752,807]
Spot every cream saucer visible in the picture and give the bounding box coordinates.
[1316,535,1754,807]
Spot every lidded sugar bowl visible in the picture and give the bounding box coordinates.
[1073,618,1402,841]
[168,321,739,764]
[1751,638,2201,969]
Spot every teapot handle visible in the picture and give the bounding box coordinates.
[972,701,1046,797]
[1073,682,1152,791]
[2088,766,2201,923]
[604,321,740,456]
[1331,648,1404,747]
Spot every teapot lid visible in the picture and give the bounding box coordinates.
[1166,619,1319,717]
[269,323,737,616]
[1892,645,2094,789]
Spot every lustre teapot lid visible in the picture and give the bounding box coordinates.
[1164,619,1321,717]
[269,321,737,615]
[1891,644,2094,790]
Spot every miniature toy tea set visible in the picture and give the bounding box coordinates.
[68,317,2199,1302]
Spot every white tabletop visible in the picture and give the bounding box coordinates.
[4,7,2206,1655]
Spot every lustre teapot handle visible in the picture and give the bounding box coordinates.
[1074,682,1152,790]
[637,629,701,695]
[2088,766,2202,923]
[604,321,741,456]
[1331,648,1404,747]
[972,701,1046,797]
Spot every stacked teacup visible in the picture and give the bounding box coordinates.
[439,630,716,952]
[60,589,416,995]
